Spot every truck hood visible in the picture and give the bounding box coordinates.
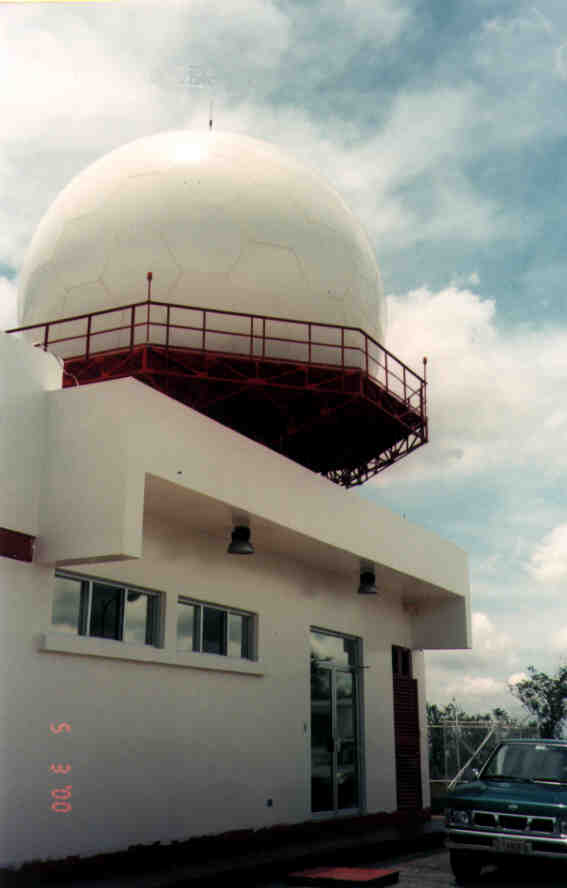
[448,780,567,816]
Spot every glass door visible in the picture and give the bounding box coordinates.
[310,629,361,814]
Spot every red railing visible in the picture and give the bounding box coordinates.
[7,298,427,417]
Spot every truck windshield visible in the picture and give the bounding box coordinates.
[482,743,567,783]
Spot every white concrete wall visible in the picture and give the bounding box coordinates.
[0,511,418,868]
[0,337,468,868]
[411,596,471,652]
[37,377,470,653]
[0,334,61,535]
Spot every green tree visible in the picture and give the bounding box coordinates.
[509,665,567,739]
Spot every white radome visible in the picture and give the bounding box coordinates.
[19,130,385,345]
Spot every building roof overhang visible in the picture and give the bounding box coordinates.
[37,376,470,649]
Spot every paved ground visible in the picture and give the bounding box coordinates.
[10,832,567,887]
[255,847,567,887]
[4,820,444,888]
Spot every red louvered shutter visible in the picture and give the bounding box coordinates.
[392,659,422,810]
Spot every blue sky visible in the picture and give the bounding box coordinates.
[2,0,567,717]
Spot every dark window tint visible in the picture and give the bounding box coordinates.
[203,607,226,655]
[90,584,123,640]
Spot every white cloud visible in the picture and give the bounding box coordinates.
[0,1,541,278]
[0,0,293,267]
[424,609,527,713]
[453,675,506,697]
[195,83,519,258]
[336,87,507,248]
[342,0,412,43]
[381,284,567,483]
[555,42,567,79]
[498,8,567,80]
[472,612,511,654]
[508,672,528,686]
[551,627,567,651]
[483,13,550,35]
[425,657,513,712]
[529,524,567,583]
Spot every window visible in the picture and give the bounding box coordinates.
[177,598,253,660]
[52,572,160,646]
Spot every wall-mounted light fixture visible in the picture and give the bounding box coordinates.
[227,525,254,555]
[358,569,377,595]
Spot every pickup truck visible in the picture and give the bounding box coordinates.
[445,738,567,883]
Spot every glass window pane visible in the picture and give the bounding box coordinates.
[203,607,226,655]
[310,630,356,666]
[310,662,333,812]
[228,613,250,658]
[124,591,152,645]
[177,601,198,651]
[52,576,83,634]
[90,584,123,640]
[336,671,358,809]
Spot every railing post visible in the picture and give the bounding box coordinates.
[86,315,92,361]
[165,305,171,356]
[262,317,266,359]
[365,334,369,377]
[202,311,207,351]
[423,356,428,435]
[130,306,136,351]
[403,365,407,404]
[146,300,150,344]
[341,328,344,370]
[43,323,50,352]
[250,315,254,356]
[308,322,312,364]
[384,351,388,391]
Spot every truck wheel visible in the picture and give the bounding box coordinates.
[449,850,482,884]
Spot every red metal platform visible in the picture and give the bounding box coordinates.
[8,293,427,488]
[287,865,399,886]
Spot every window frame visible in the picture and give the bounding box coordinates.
[177,596,256,661]
[53,570,162,647]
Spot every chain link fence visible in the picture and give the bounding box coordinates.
[428,719,539,811]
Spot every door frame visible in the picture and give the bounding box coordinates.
[309,627,365,817]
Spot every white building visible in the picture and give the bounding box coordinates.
[0,130,470,871]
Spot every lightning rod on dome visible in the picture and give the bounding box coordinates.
[179,65,215,130]
[146,271,153,301]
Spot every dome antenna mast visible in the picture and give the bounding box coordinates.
[183,65,216,130]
